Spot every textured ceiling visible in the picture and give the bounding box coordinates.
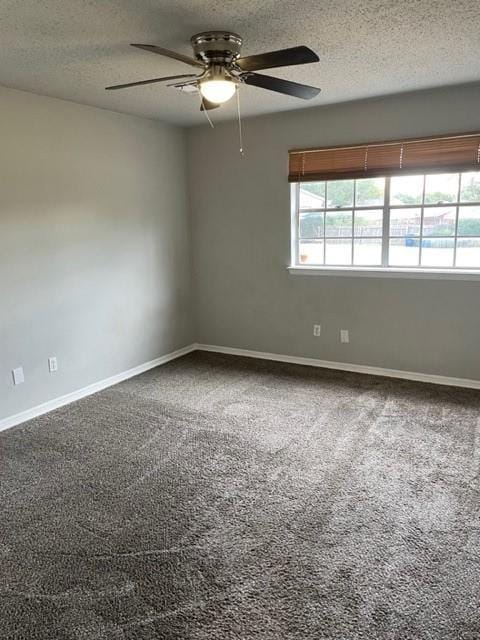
[1,0,479,126]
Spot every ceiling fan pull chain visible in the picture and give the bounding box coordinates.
[236,85,244,156]
[201,97,215,128]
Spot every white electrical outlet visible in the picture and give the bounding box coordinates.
[340,329,350,343]
[12,367,25,385]
[313,324,321,337]
[48,357,58,373]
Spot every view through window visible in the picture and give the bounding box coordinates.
[294,171,480,269]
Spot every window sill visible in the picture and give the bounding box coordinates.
[288,265,480,280]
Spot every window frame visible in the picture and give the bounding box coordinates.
[290,172,480,279]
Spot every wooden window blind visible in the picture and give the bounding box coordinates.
[288,132,480,182]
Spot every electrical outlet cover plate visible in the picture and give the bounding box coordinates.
[12,367,25,385]
[313,324,321,337]
[340,330,349,343]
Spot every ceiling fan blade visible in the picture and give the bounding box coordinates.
[106,74,197,90]
[131,44,205,68]
[167,80,198,87]
[200,98,220,111]
[236,46,319,72]
[243,73,320,100]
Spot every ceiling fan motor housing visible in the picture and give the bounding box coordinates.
[191,31,243,65]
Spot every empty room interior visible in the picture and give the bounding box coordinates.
[1,2,480,638]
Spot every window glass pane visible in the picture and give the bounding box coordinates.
[460,172,480,203]
[326,180,354,208]
[457,206,480,236]
[299,211,324,239]
[299,240,324,265]
[455,238,480,268]
[353,238,382,265]
[390,175,424,205]
[424,173,459,204]
[295,173,480,271]
[389,238,420,266]
[422,206,456,236]
[421,238,455,267]
[354,209,383,237]
[355,178,385,206]
[390,207,422,236]
[299,183,325,209]
[325,211,352,237]
[325,238,352,265]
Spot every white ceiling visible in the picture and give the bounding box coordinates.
[1,0,479,127]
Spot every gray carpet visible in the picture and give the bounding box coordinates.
[1,351,479,639]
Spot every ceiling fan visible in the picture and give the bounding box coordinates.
[106,31,321,111]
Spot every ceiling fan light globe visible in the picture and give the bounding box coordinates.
[200,80,236,104]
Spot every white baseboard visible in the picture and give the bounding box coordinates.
[194,343,480,390]
[0,344,196,433]
[2,341,478,434]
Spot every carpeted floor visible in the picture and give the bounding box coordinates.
[1,351,479,639]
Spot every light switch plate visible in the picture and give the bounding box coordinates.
[12,367,25,385]
[48,357,58,373]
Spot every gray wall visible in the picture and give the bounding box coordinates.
[0,87,193,420]
[3,82,480,423]
[188,83,480,380]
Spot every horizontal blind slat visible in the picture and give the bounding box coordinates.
[288,133,480,182]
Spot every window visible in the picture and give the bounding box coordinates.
[289,133,480,274]
[294,172,480,269]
